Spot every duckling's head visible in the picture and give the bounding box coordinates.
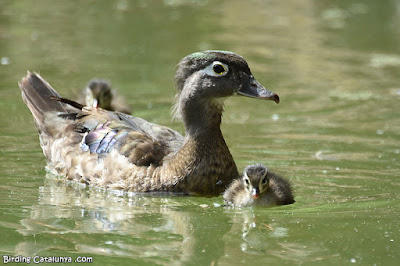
[85,79,113,109]
[173,51,279,130]
[243,164,269,199]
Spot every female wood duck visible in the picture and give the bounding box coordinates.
[223,164,295,206]
[76,79,131,114]
[19,50,279,196]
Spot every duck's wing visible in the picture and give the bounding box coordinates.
[65,105,184,167]
[116,112,184,152]
[20,72,183,168]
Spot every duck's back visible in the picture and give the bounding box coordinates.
[19,72,236,195]
[20,73,181,183]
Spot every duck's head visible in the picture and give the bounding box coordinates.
[173,51,279,127]
[85,79,113,109]
[243,164,269,199]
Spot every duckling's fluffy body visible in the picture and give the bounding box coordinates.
[223,164,295,207]
[76,79,131,114]
[19,51,279,196]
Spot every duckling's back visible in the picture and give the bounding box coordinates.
[267,172,295,205]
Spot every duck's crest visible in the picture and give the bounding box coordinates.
[188,50,237,60]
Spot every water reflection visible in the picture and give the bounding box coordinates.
[1,0,400,264]
[219,207,333,264]
[8,175,329,264]
[12,175,231,264]
[226,209,289,255]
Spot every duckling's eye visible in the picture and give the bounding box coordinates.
[245,178,250,185]
[213,63,227,75]
[262,177,268,184]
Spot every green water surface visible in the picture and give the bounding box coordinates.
[0,0,399,265]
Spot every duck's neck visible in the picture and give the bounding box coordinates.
[160,98,238,195]
[182,98,224,138]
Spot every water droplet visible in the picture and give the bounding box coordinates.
[335,167,340,171]
[370,54,400,68]
[116,0,128,11]
[350,258,356,263]
[1,57,10,65]
[272,114,279,121]
[322,8,345,20]
[376,129,384,135]
[31,32,38,41]
[322,170,327,174]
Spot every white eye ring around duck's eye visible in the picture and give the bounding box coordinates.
[212,62,227,75]
[202,61,229,77]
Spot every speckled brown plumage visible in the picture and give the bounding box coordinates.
[223,164,295,206]
[19,51,279,196]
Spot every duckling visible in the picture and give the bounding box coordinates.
[76,79,131,114]
[19,50,279,196]
[223,164,295,207]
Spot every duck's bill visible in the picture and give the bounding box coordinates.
[238,77,280,104]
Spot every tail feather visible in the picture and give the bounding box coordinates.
[19,72,68,131]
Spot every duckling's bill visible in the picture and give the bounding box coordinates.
[252,187,260,199]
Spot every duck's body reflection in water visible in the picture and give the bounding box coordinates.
[11,175,327,264]
[14,175,230,264]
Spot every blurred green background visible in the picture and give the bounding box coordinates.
[0,0,399,264]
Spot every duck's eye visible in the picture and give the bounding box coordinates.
[213,63,227,75]
[262,177,268,184]
[203,61,229,77]
[245,178,250,185]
